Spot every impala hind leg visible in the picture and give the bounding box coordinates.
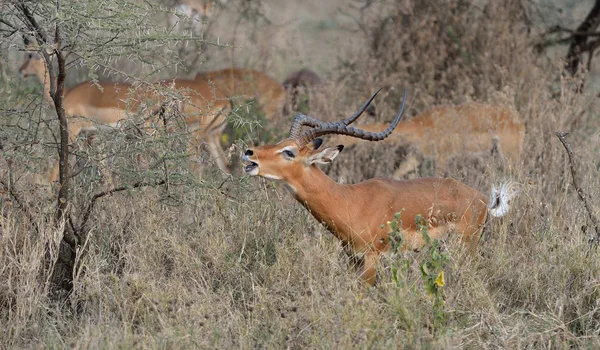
[187,128,230,176]
[359,252,380,286]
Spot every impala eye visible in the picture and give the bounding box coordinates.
[282,150,295,159]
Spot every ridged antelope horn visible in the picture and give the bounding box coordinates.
[289,114,324,139]
[296,90,407,148]
[288,88,382,139]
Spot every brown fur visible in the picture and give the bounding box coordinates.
[195,68,285,123]
[244,138,490,285]
[282,68,322,89]
[282,68,324,116]
[329,103,525,177]
[19,54,231,182]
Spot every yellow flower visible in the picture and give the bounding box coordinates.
[435,270,445,287]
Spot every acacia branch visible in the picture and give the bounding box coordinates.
[0,17,18,30]
[78,179,167,235]
[15,3,50,45]
[0,178,37,228]
[555,132,600,245]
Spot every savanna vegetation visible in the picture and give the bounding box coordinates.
[1,0,600,348]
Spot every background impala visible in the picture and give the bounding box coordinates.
[195,68,286,124]
[327,103,525,179]
[19,50,232,181]
[242,90,519,285]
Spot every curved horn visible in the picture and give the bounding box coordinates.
[289,114,324,139]
[297,90,407,148]
[339,88,382,126]
[288,88,382,139]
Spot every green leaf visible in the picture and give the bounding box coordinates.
[420,262,429,277]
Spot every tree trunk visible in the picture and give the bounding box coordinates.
[51,26,78,295]
[565,0,600,78]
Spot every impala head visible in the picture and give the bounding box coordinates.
[243,89,407,182]
[19,35,45,79]
[19,52,44,78]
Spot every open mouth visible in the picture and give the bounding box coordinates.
[244,162,257,172]
[243,160,258,174]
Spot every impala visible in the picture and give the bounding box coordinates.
[242,90,518,285]
[329,103,525,177]
[19,51,231,182]
[195,68,286,123]
[282,68,323,116]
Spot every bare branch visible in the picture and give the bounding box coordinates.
[78,179,167,235]
[566,0,600,80]
[555,132,600,246]
[15,3,50,45]
[0,179,36,227]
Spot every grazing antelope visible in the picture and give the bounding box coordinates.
[329,103,525,178]
[19,51,231,182]
[195,68,286,123]
[242,90,518,285]
[282,68,322,90]
[282,68,324,116]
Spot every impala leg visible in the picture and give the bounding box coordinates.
[187,129,208,176]
[187,128,229,176]
[208,131,230,174]
[202,107,230,174]
[359,252,379,286]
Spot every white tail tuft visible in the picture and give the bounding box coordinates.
[488,181,519,218]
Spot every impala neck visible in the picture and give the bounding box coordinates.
[34,65,70,105]
[35,66,55,104]
[286,166,355,244]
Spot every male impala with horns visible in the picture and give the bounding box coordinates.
[243,89,518,285]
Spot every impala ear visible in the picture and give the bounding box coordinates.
[308,145,343,165]
[305,137,323,150]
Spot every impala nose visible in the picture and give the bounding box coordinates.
[244,149,253,157]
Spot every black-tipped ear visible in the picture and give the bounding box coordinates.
[311,138,323,150]
[337,145,344,152]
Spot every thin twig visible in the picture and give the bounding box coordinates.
[0,178,38,231]
[555,132,600,246]
[78,179,167,234]
[548,25,600,37]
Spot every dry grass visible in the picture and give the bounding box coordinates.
[2,0,600,348]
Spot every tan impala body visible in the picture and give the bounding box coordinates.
[331,103,525,176]
[19,53,231,182]
[195,68,285,123]
[243,90,518,285]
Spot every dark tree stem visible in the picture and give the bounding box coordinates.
[555,132,600,245]
[565,0,600,89]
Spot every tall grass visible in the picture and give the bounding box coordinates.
[2,0,600,348]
